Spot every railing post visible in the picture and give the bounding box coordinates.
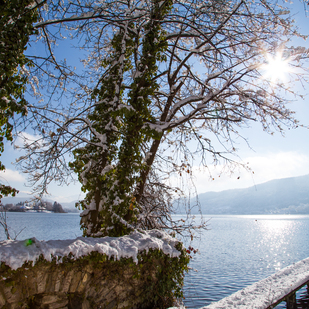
[286,292,297,309]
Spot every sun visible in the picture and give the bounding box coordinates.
[261,53,291,83]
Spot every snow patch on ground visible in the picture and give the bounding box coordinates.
[0,230,181,270]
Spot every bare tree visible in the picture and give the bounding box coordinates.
[0,204,26,240]
[14,0,309,236]
[0,204,11,240]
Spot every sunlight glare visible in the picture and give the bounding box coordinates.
[261,53,291,83]
[257,217,296,246]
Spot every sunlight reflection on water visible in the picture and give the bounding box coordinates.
[256,218,298,271]
[182,215,309,309]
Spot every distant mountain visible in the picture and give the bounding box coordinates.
[0,195,35,205]
[185,174,309,215]
[2,174,309,215]
[61,201,81,213]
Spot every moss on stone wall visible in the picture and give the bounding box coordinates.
[0,245,189,309]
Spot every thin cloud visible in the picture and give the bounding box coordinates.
[14,132,43,148]
[191,151,309,193]
[0,169,25,183]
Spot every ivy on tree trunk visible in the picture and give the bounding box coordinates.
[0,0,40,200]
[70,0,173,237]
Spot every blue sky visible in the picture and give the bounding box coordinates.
[1,1,309,203]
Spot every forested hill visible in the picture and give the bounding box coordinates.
[184,174,309,215]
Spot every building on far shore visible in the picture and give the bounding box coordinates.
[1,200,66,213]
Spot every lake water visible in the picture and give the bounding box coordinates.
[1,212,309,308]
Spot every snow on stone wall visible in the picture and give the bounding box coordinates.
[0,229,181,270]
[0,230,183,308]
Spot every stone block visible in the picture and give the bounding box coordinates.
[54,272,63,293]
[22,273,37,297]
[46,297,68,309]
[76,273,89,293]
[0,292,6,306]
[45,269,64,294]
[69,271,82,293]
[41,294,61,304]
[36,268,49,294]
[9,302,28,309]
[3,285,21,304]
[81,299,91,309]
[60,270,74,293]
[105,299,118,309]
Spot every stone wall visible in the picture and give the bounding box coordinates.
[0,250,181,309]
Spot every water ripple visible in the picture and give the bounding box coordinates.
[182,215,309,309]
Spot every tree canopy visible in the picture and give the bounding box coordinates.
[0,0,41,199]
[13,0,309,236]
